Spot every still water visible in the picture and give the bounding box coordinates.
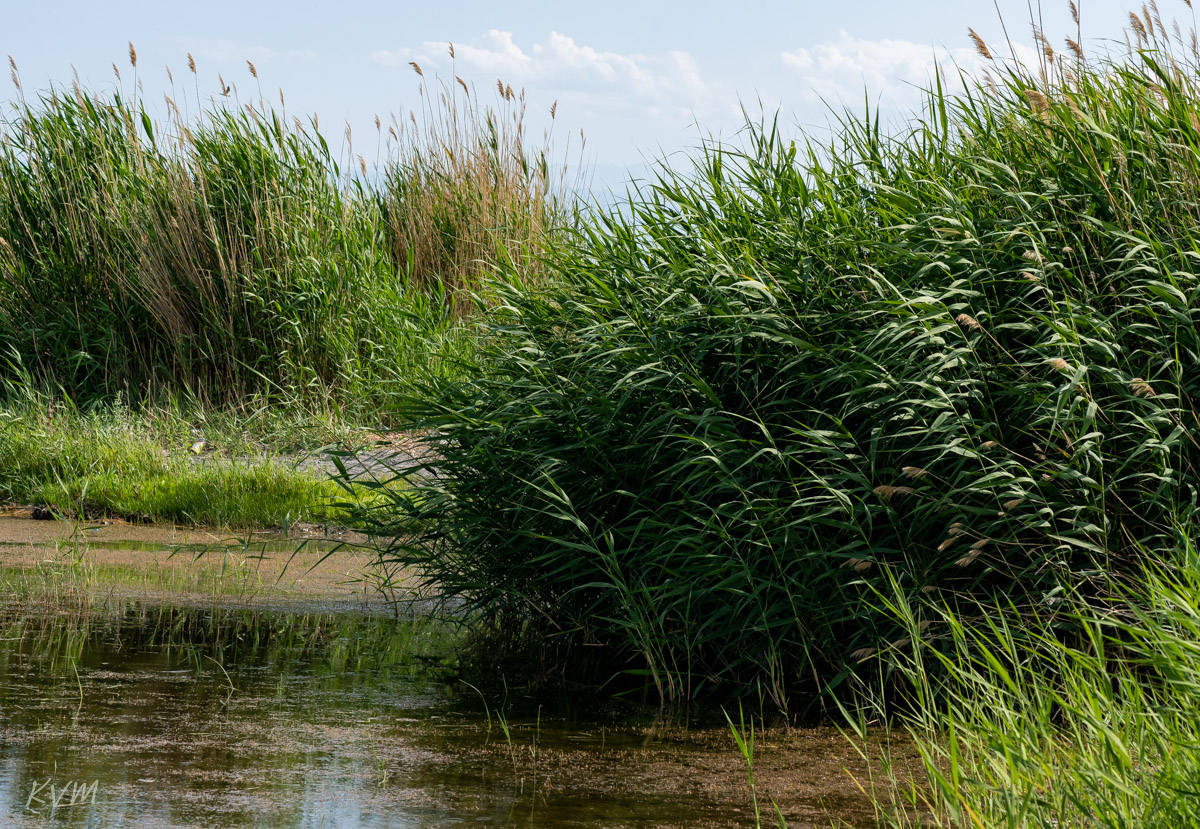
[0,602,895,828]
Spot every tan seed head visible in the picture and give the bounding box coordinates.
[1131,378,1155,397]
[968,28,993,60]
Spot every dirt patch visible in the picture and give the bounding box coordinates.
[0,512,416,611]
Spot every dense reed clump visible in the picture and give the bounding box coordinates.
[0,53,565,405]
[357,29,1199,710]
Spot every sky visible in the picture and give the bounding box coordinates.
[3,1,1170,191]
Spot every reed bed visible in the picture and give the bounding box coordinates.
[352,9,1199,718]
[0,51,567,405]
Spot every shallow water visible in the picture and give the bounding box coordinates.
[0,602,902,828]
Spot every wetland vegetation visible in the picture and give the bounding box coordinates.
[2,3,1200,826]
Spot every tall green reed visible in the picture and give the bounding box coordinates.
[0,49,566,406]
[860,538,1200,828]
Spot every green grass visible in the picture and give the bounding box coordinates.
[349,14,1199,712]
[0,392,380,526]
[853,538,1200,828]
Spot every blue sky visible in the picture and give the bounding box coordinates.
[4,1,1163,188]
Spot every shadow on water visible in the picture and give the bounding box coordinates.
[0,603,906,828]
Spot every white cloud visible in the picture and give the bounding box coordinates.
[372,31,734,122]
[780,31,1025,107]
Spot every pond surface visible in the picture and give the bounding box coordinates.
[0,514,912,827]
[0,601,904,828]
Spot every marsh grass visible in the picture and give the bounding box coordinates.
[853,539,1200,828]
[350,7,1199,713]
[0,49,567,405]
[0,392,386,526]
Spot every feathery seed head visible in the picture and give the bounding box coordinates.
[187,53,196,74]
[247,60,257,79]
[128,42,137,68]
[956,313,981,331]
[968,28,993,60]
[1023,88,1050,119]
[873,485,914,500]
[1129,11,1148,40]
